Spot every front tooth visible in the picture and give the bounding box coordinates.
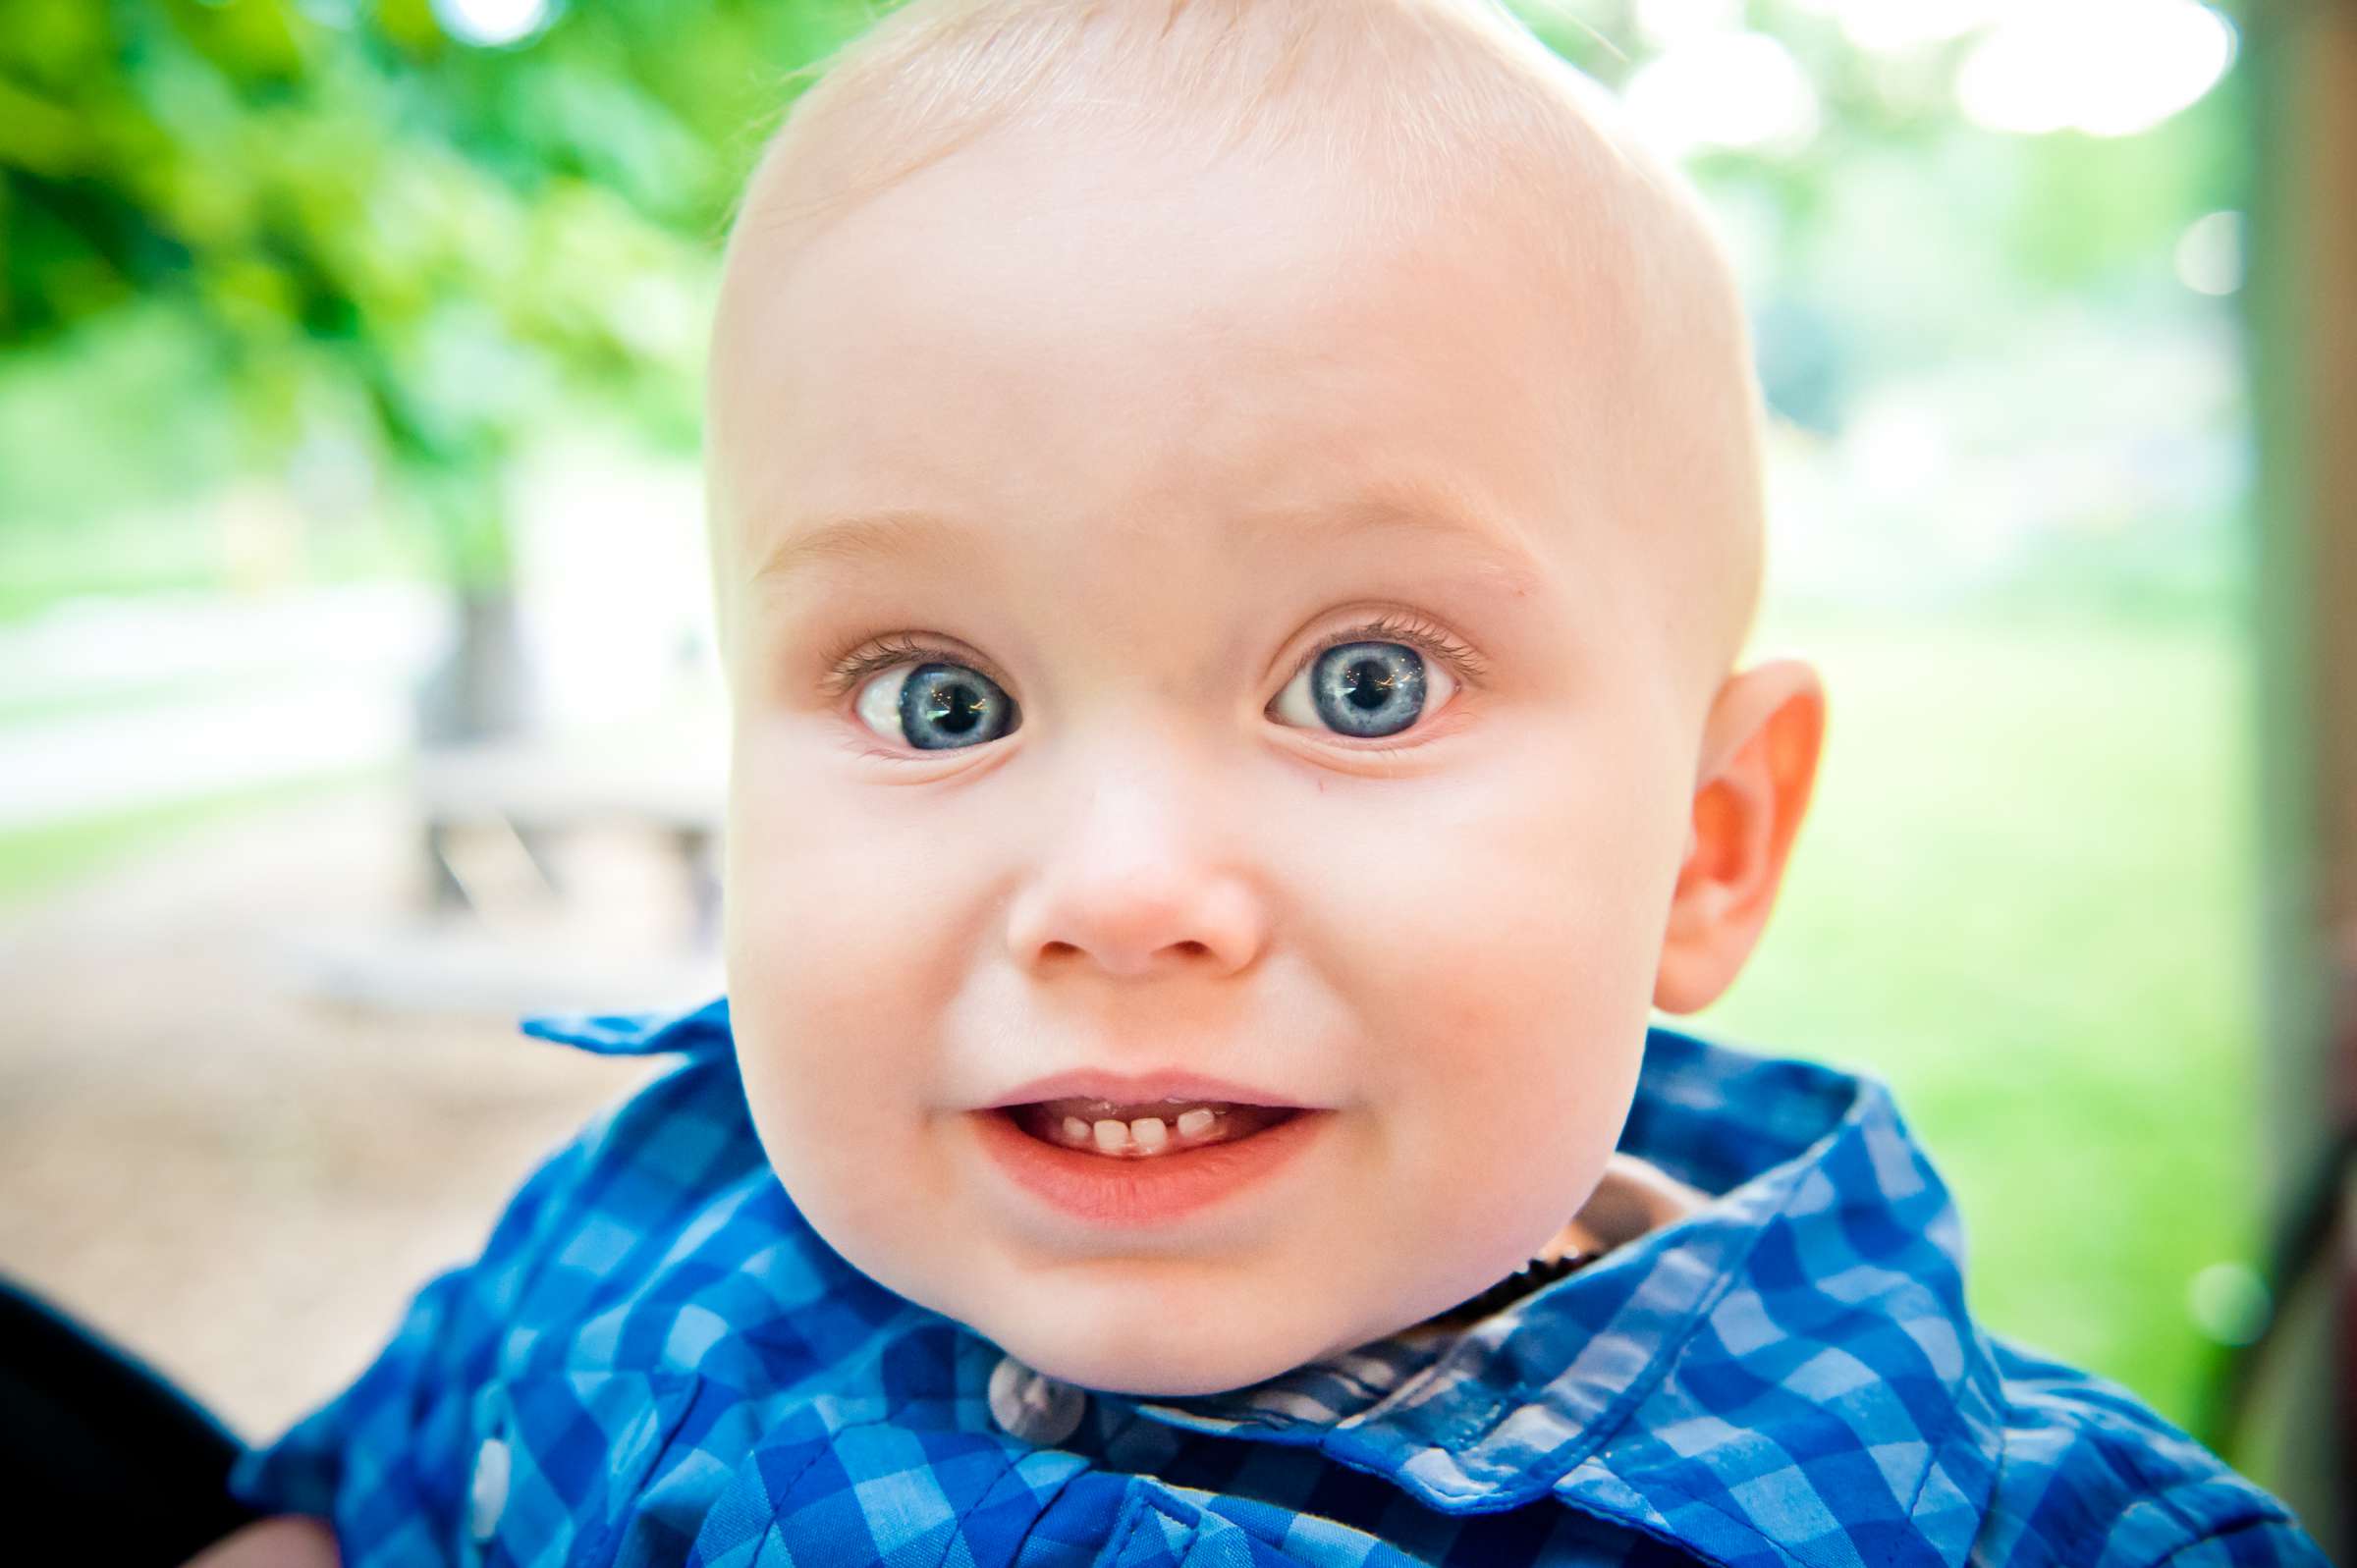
[1176,1108,1217,1139]
[1128,1116,1169,1152]
[1092,1118,1130,1154]
[1062,1115,1091,1145]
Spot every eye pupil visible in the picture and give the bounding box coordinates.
[1311,641,1425,737]
[923,676,985,732]
[895,661,1016,750]
[1343,658,1393,711]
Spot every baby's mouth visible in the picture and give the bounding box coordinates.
[1002,1097,1302,1159]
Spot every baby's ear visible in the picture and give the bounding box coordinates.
[1652,658,1827,1015]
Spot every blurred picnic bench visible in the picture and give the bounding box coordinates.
[414,730,724,944]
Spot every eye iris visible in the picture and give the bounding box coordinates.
[900,661,1016,750]
[1312,640,1425,737]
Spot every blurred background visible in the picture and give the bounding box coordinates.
[3,0,2351,1554]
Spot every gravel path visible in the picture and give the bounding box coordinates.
[0,782,721,1441]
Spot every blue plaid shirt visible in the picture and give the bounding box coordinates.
[229,998,2325,1567]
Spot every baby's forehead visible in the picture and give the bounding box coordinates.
[708,0,1765,704]
[724,149,1605,594]
[720,106,1716,502]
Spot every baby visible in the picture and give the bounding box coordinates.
[193,0,2327,1564]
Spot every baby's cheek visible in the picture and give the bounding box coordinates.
[1365,813,1656,1076]
[729,776,939,1084]
[1355,770,1663,1220]
[725,882,927,1235]
[731,993,939,1264]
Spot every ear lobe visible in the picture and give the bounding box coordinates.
[1653,657,1828,1015]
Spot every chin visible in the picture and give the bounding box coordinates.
[982,1309,1337,1398]
[1018,1339,1304,1399]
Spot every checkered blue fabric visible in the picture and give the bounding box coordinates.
[229,998,2327,1566]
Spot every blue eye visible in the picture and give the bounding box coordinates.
[853,660,1019,750]
[1270,639,1459,740]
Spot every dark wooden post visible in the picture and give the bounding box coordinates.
[2239,0,2357,1550]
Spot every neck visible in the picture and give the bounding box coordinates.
[1407,1155,1712,1335]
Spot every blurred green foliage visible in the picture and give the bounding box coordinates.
[1,0,2249,607]
[0,0,874,587]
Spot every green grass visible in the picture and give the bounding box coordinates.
[1691,600,2265,1438]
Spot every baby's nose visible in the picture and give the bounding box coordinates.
[999,725,1269,977]
[1004,863,1265,979]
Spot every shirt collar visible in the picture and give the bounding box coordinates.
[1116,1028,2010,1566]
[519,995,735,1055]
[521,997,2007,1566]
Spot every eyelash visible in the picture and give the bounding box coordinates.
[816,610,1492,731]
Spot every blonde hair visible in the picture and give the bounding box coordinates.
[713,0,1765,704]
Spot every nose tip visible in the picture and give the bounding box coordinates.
[1011,881,1264,979]
[1004,738,1268,979]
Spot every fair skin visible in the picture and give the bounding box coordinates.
[192,104,1824,1568]
[707,116,1824,1399]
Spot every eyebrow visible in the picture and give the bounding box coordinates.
[749,482,1549,599]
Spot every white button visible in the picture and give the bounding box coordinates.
[469,1435,511,1541]
[987,1353,1087,1445]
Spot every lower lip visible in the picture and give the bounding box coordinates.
[968,1105,1331,1226]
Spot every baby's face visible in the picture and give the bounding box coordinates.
[707,123,1711,1395]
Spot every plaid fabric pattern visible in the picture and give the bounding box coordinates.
[230,999,2327,1567]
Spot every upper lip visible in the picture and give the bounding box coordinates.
[980,1069,1311,1111]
